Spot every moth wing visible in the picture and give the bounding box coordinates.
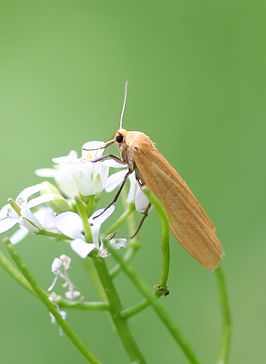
[132,144,223,270]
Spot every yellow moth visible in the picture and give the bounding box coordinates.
[89,82,223,270]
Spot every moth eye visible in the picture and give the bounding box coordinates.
[116,134,124,143]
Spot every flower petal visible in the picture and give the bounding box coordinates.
[35,168,57,177]
[34,207,58,232]
[97,243,109,258]
[0,204,12,219]
[0,204,19,220]
[127,172,138,203]
[72,160,108,196]
[10,226,29,244]
[89,205,115,244]
[82,141,105,161]
[109,238,127,250]
[16,183,45,204]
[27,193,55,209]
[105,170,128,193]
[56,212,83,239]
[52,150,78,164]
[135,188,150,213]
[20,208,42,232]
[102,159,127,168]
[0,217,18,233]
[51,257,63,273]
[71,239,96,258]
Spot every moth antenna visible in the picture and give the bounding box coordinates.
[119,80,128,130]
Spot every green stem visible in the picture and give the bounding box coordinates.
[81,195,96,216]
[122,299,149,318]
[109,200,139,278]
[110,239,140,277]
[5,240,102,364]
[143,188,170,293]
[93,257,147,364]
[215,267,231,364]
[38,230,70,240]
[82,259,106,299]
[109,246,201,364]
[0,250,34,294]
[58,299,109,311]
[75,196,93,242]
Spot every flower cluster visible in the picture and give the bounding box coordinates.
[48,255,80,334]
[48,255,81,300]
[0,140,149,259]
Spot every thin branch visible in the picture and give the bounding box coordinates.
[4,239,102,364]
[109,245,201,364]
[93,257,147,364]
[215,267,231,364]
[108,200,140,278]
[121,299,150,318]
[0,250,34,294]
[143,188,170,294]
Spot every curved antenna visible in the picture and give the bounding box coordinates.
[119,81,128,130]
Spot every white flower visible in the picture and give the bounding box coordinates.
[110,238,127,249]
[0,184,55,244]
[105,170,150,213]
[49,292,61,303]
[36,151,79,198]
[55,205,127,259]
[48,255,82,301]
[65,290,81,300]
[51,257,64,274]
[35,142,110,198]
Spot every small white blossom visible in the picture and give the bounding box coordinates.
[36,151,79,198]
[56,206,114,258]
[55,205,127,259]
[51,258,63,274]
[49,292,61,303]
[48,255,82,302]
[65,290,81,300]
[0,184,55,244]
[97,241,110,258]
[59,255,71,270]
[110,238,127,249]
[36,142,110,198]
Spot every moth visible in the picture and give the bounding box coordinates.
[87,82,223,270]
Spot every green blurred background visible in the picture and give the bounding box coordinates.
[0,1,265,363]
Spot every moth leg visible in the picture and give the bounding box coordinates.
[91,154,127,165]
[93,169,132,219]
[130,202,152,239]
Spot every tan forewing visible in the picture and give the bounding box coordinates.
[131,141,223,270]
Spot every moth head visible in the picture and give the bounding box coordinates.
[114,129,127,146]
